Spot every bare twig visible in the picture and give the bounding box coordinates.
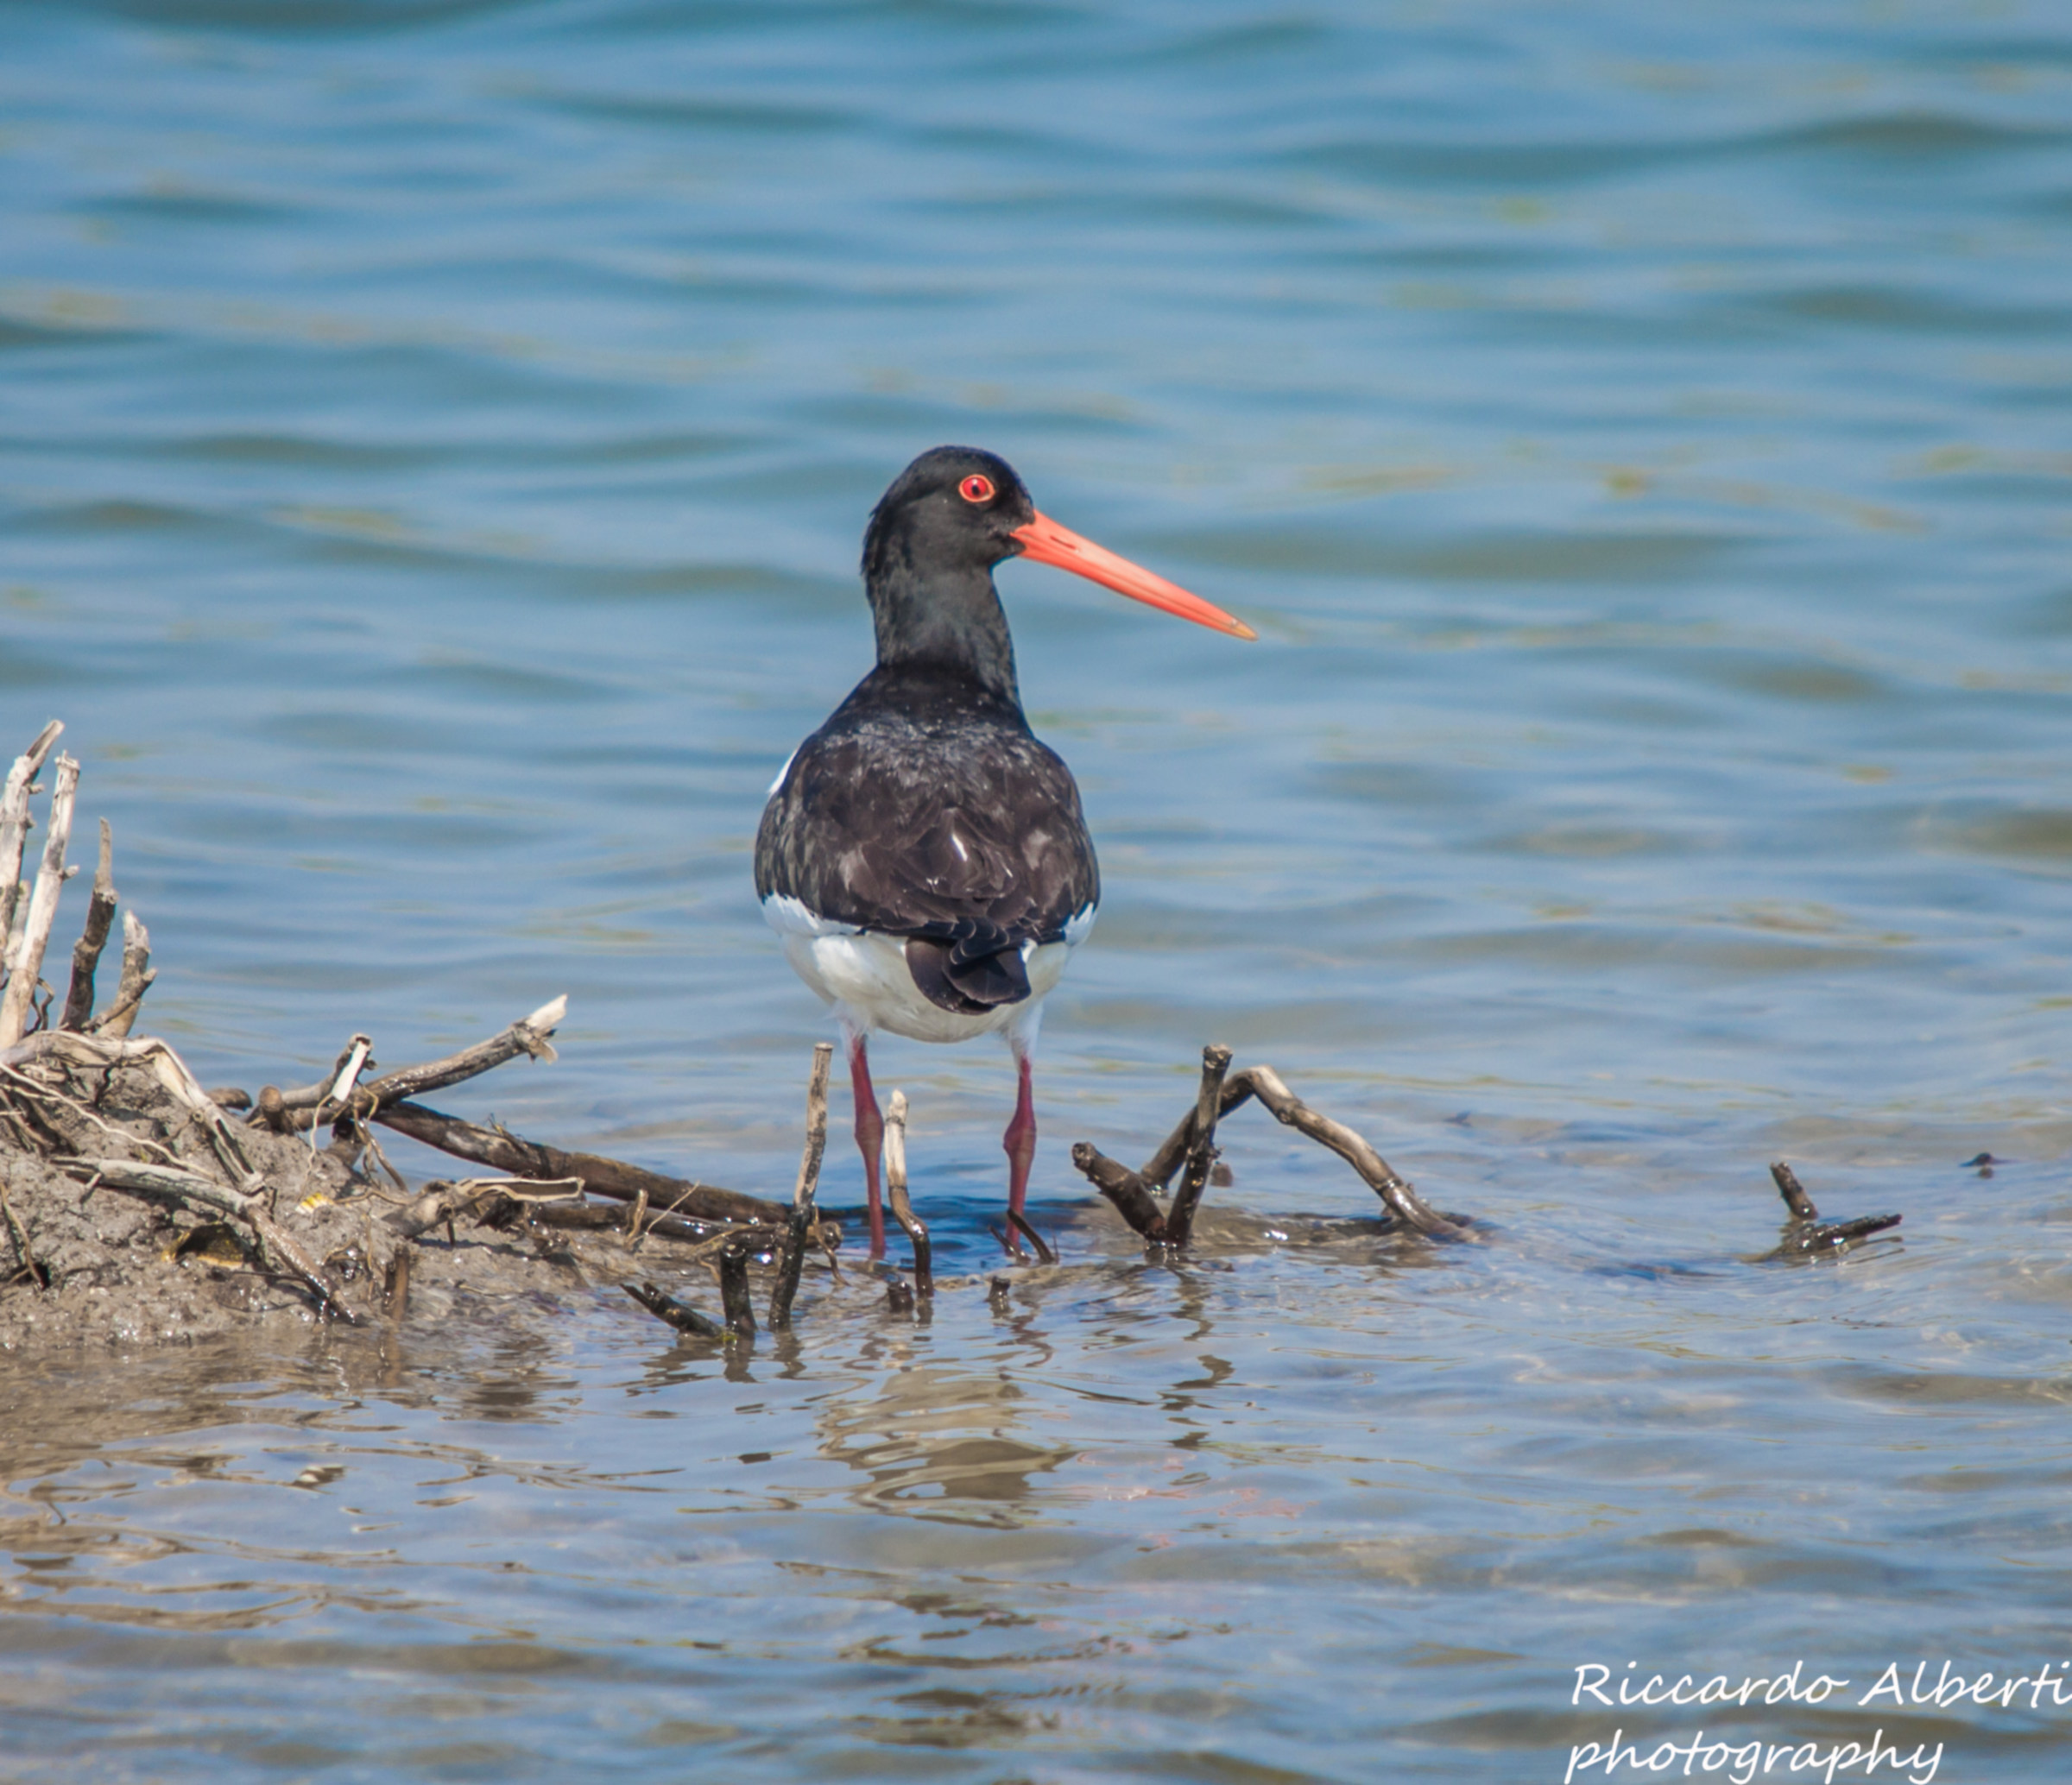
[386,1175,583,1240]
[0,721,63,956]
[60,819,117,1031]
[0,1175,47,1288]
[263,997,566,1120]
[1076,1055,1471,1244]
[793,1041,832,1208]
[1242,1066,1467,1237]
[883,1088,932,1299]
[0,754,79,1049]
[624,1280,723,1340]
[1070,1142,1168,1240]
[770,1042,832,1330]
[717,1234,756,1339]
[1165,1044,1232,1247]
[90,910,154,1038]
[3,1030,265,1207]
[1769,1161,1819,1220]
[373,1101,780,1225]
[1007,1211,1056,1265]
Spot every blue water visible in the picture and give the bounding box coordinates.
[5,2,2072,1779]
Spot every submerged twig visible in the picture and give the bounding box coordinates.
[1070,1142,1167,1240]
[624,1280,723,1340]
[1768,1160,1902,1255]
[717,1233,756,1339]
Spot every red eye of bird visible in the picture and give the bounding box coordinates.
[958,474,995,503]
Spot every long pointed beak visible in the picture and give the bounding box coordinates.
[1010,512,1256,641]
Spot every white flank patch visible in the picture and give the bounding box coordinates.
[766,747,799,797]
[1063,902,1097,946]
[761,892,861,938]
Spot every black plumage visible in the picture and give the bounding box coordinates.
[755,672,1096,1011]
[754,448,1097,1013]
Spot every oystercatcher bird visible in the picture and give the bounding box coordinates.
[755,446,1253,1256]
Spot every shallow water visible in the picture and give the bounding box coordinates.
[5,1,2072,1778]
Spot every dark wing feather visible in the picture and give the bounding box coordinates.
[755,687,1098,1011]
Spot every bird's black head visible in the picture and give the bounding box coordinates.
[862,445,1037,589]
[856,445,1039,702]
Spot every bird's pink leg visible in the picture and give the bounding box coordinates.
[847,1031,887,1258]
[1003,1052,1037,1224]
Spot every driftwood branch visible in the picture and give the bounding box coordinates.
[1077,1054,1472,1246]
[60,819,117,1031]
[883,1087,932,1299]
[0,753,79,1050]
[0,721,63,958]
[770,1041,832,1329]
[1769,1161,1902,1254]
[373,1101,781,1225]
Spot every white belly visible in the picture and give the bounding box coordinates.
[762,894,1091,1044]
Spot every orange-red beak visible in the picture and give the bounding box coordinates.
[1011,512,1256,641]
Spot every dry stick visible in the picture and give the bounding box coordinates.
[1163,1044,1233,1248]
[60,820,117,1031]
[769,1042,832,1330]
[0,721,63,956]
[0,754,79,1050]
[264,996,566,1120]
[91,911,154,1039]
[374,1101,781,1225]
[882,1088,932,1299]
[4,1031,267,1206]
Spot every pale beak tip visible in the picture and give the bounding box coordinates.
[1230,618,1259,641]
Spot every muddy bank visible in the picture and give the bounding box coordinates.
[0,1034,827,1354]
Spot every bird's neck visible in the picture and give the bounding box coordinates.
[866,557,1021,706]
